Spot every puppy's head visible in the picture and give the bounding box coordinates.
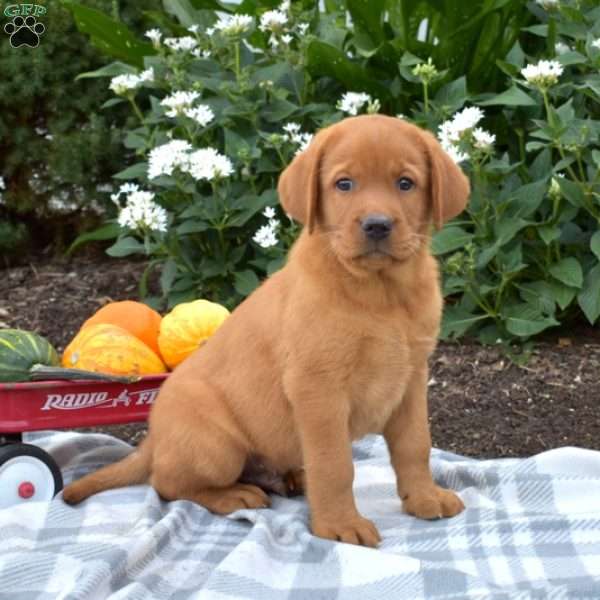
[278,115,470,272]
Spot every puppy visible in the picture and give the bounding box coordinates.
[63,114,469,547]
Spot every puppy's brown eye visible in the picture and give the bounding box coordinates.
[336,178,354,192]
[397,177,414,191]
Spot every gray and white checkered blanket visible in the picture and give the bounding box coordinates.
[1,431,600,599]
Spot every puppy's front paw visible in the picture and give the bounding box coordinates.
[403,486,464,520]
[311,514,381,547]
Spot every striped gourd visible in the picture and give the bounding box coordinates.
[0,329,60,382]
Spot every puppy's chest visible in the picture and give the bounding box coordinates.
[346,325,415,439]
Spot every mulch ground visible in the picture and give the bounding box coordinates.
[1,251,599,458]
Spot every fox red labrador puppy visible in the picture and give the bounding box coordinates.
[63,114,469,547]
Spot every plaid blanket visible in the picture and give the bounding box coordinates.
[1,431,600,599]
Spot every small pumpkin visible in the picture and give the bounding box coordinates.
[0,329,60,382]
[81,300,162,356]
[158,299,230,369]
[62,323,167,376]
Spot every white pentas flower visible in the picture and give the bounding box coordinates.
[438,106,494,163]
[109,68,154,96]
[472,127,496,150]
[259,8,288,33]
[182,148,234,181]
[451,106,484,133]
[214,14,253,36]
[521,60,564,89]
[535,0,559,9]
[191,48,211,59]
[555,41,570,55]
[117,190,168,233]
[109,74,140,95]
[253,207,280,248]
[139,68,154,83]
[592,39,600,50]
[282,122,313,155]
[145,29,162,47]
[337,92,380,116]
[185,105,215,127]
[297,22,309,35]
[163,36,198,52]
[161,91,201,117]
[148,139,193,179]
[110,182,139,204]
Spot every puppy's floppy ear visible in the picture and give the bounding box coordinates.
[422,130,470,230]
[277,135,323,234]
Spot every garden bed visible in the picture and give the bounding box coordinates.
[1,252,598,458]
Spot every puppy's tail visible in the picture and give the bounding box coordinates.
[62,438,152,505]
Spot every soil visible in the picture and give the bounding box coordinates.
[1,250,599,459]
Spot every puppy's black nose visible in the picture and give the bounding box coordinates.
[361,214,393,241]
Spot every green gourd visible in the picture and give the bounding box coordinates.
[0,329,138,383]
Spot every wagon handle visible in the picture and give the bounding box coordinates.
[28,364,142,384]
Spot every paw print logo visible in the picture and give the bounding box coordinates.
[4,16,45,48]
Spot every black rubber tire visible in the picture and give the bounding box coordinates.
[0,442,63,498]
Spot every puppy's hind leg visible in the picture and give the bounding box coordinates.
[150,420,271,514]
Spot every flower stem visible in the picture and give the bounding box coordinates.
[234,41,241,81]
[541,89,554,130]
[129,97,144,123]
[423,82,429,114]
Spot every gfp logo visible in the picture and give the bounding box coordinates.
[4,4,46,48]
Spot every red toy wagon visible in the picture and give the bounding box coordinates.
[0,374,168,508]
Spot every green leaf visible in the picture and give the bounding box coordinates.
[476,240,501,269]
[229,191,276,227]
[306,40,388,99]
[549,257,583,289]
[558,177,584,207]
[431,226,473,256]
[557,51,587,66]
[495,218,528,246]
[505,180,547,219]
[440,305,489,339]
[517,281,556,314]
[262,99,298,123]
[188,0,231,9]
[113,163,148,180]
[106,236,145,257]
[160,259,178,296]
[67,223,121,255]
[435,76,467,112]
[177,221,210,234]
[503,304,559,337]
[163,0,200,28]
[547,281,576,311]
[234,270,260,297]
[478,85,536,107]
[538,224,560,246]
[592,231,600,262]
[60,1,155,68]
[347,0,385,45]
[76,61,138,80]
[101,98,126,109]
[578,265,600,324]
[267,256,286,276]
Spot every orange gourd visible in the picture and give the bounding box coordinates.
[62,323,167,376]
[82,300,162,355]
[158,299,230,370]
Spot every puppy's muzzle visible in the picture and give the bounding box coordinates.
[361,214,393,241]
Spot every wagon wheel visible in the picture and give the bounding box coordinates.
[0,443,63,508]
